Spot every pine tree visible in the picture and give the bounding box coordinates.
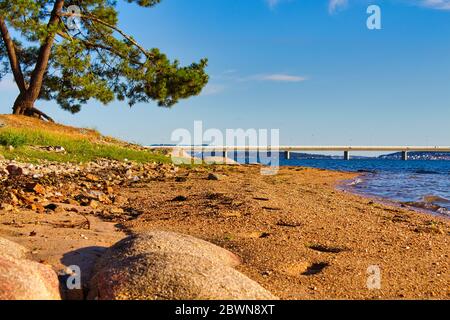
[0,1,208,121]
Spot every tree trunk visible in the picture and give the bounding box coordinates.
[13,93,33,115]
[2,0,64,121]
[13,94,54,122]
[25,0,65,104]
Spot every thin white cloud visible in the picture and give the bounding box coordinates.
[223,69,238,74]
[201,84,226,96]
[265,0,293,9]
[266,0,281,8]
[246,74,307,82]
[328,0,348,14]
[420,0,450,10]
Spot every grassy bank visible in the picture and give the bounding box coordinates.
[0,116,169,164]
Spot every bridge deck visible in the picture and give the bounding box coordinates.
[149,146,450,152]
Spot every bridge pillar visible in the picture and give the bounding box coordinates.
[402,151,408,161]
[344,151,350,160]
[285,151,291,160]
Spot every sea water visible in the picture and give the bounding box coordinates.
[223,152,450,216]
[278,158,450,215]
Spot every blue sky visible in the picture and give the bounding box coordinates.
[1,0,449,146]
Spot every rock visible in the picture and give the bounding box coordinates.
[0,238,29,260]
[170,149,194,159]
[54,146,65,153]
[220,210,242,218]
[203,156,239,165]
[97,193,112,205]
[35,203,46,214]
[26,183,46,195]
[89,253,276,300]
[110,207,124,214]
[40,146,66,153]
[170,149,201,164]
[97,231,241,268]
[171,195,187,202]
[6,164,23,176]
[88,231,276,300]
[207,173,224,181]
[175,176,187,182]
[88,199,100,209]
[0,203,14,211]
[8,192,19,205]
[106,186,114,194]
[85,174,100,182]
[113,195,128,206]
[44,203,63,212]
[8,145,14,151]
[0,255,61,300]
[125,169,134,178]
[26,203,38,211]
[64,198,79,205]
[0,237,61,300]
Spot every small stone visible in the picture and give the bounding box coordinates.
[207,173,222,181]
[85,174,100,182]
[35,204,46,214]
[63,199,78,206]
[88,200,100,209]
[171,195,187,202]
[26,204,38,211]
[110,207,124,214]
[8,145,14,151]
[0,203,14,211]
[113,195,128,206]
[106,186,114,194]
[97,193,112,204]
[6,165,22,176]
[26,183,46,195]
[262,270,272,277]
[54,146,65,153]
[8,193,19,205]
[44,203,59,212]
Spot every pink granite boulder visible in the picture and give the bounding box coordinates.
[0,237,61,300]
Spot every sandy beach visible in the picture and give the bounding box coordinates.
[1,162,448,299]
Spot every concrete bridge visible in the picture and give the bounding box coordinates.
[149,146,450,161]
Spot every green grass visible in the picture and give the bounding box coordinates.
[0,130,28,148]
[0,127,170,164]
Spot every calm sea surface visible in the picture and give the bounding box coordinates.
[225,153,450,216]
